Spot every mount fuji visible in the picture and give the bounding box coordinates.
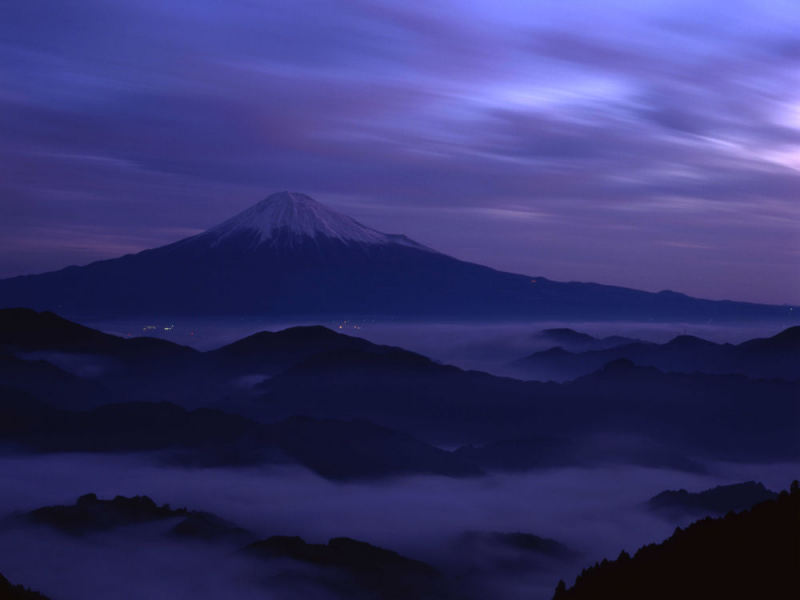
[0,191,795,320]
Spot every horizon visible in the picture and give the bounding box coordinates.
[2,1,799,305]
[2,188,798,308]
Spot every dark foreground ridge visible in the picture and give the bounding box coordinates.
[553,481,800,600]
[0,573,50,600]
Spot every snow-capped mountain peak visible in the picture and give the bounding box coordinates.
[204,191,429,250]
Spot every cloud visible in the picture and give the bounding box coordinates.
[1,0,799,303]
[0,452,797,599]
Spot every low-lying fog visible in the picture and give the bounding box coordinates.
[1,453,797,600]
[83,317,791,374]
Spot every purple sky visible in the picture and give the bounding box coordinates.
[2,1,799,304]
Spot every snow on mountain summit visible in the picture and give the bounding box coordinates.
[205,191,430,250]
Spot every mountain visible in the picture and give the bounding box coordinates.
[534,328,640,352]
[16,494,444,600]
[244,535,442,600]
[2,311,797,469]
[26,493,192,535]
[207,325,387,375]
[245,352,800,462]
[0,309,418,407]
[0,392,481,480]
[23,493,252,543]
[0,192,796,321]
[244,535,437,578]
[647,482,778,518]
[457,531,576,562]
[511,326,800,381]
[553,482,800,600]
[0,351,108,410]
[453,435,707,474]
[0,308,195,361]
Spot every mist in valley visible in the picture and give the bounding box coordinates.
[0,452,796,600]
[81,317,792,377]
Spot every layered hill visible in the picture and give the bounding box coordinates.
[512,326,800,381]
[1,309,798,472]
[646,481,778,518]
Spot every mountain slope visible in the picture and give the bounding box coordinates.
[0,390,481,480]
[0,573,50,600]
[248,351,800,462]
[0,192,795,320]
[553,483,800,600]
[3,311,797,468]
[512,326,800,381]
[24,493,252,543]
[647,482,778,518]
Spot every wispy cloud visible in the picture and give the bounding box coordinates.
[1,0,798,302]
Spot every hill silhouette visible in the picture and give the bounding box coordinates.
[553,482,800,600]
[0,573,50,600]
[244,535,442,600]
[0,393,481,480]
[23,493,252,543]
[647,481,778,518]
[513,326,800,381]
[2,310,798,472]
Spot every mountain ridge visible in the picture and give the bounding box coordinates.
[512,326,800,381]
[0,192,796,321]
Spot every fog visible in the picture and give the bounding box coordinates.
[4,316,796,597]
[1,453,796,599]
[82,317,790,375]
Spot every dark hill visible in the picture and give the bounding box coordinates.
[512,326,800,381]
[647,481,778,517]
[0,308,195,361]
[0,394,481,480]
[0,573,50,600]
[208,325,386,374]
[536,328,640,351]
[23,493,252,543]
[244,535,441,600]
[459,531,576,561]
[553,482,800,600]
[26,493,188,534]
[253,355,800,463]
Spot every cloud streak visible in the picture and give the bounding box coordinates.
[1,0,799,303]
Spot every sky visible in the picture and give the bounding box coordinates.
[1,0,799,304]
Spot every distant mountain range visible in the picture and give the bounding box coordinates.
[0,191,796,321]
[511,326,800,381]
[2,309,798,476]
